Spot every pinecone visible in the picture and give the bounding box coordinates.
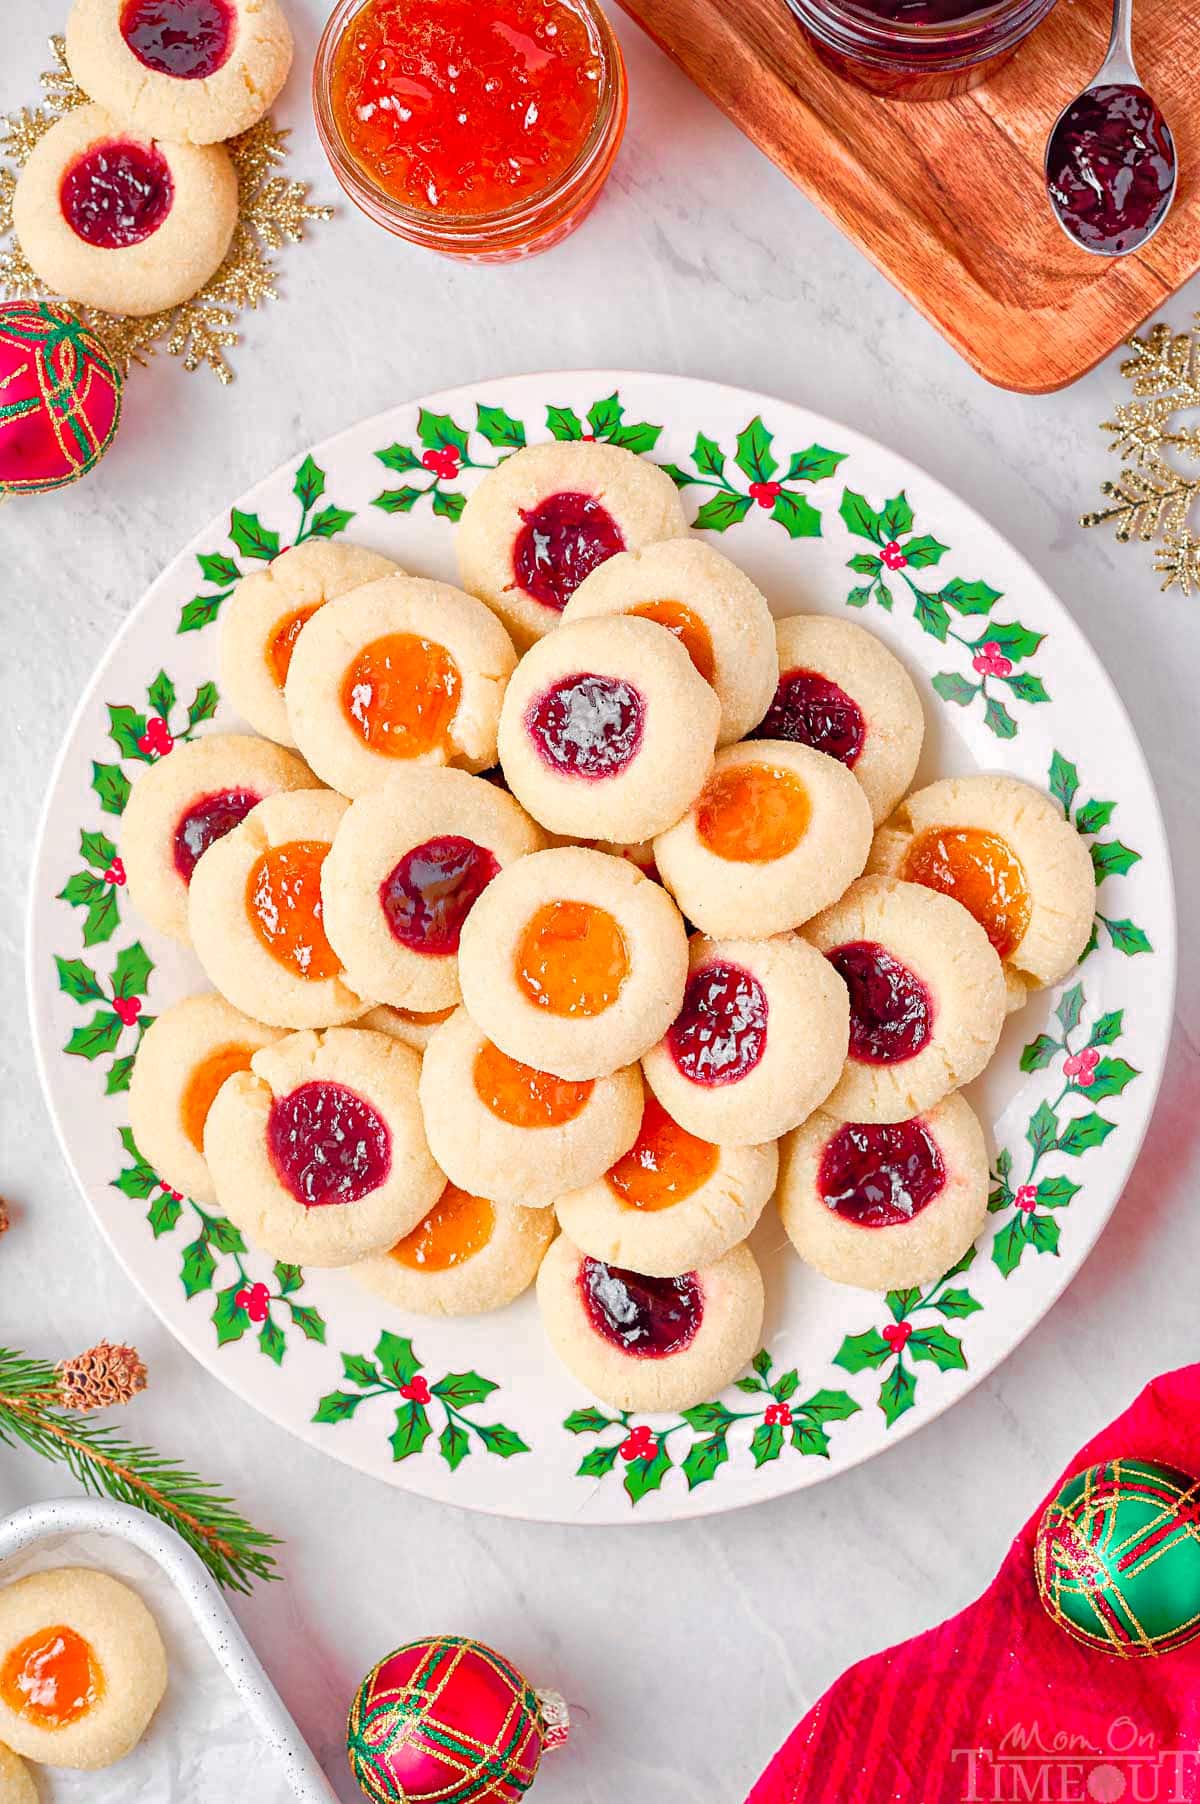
[56,1341,148,1413]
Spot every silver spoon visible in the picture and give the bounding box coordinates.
[1044,0,1176,258]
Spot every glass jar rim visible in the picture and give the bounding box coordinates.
[785,0,1049,45]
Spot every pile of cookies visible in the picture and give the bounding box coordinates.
[122,438,1097,1413]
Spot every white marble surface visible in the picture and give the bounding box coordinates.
[2,4,1199,1799]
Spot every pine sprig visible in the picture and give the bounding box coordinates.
[0,1347,279,1594]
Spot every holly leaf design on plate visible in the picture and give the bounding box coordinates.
[694,492,752,533]
[293,454,326,509]
[476,403,526,449]
[229,509,279,562]
[91,762,131,815]
[771,491,822,539]
[375,1331,420,1387]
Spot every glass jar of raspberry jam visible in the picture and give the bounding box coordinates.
[783,0,1057,100]
[314,0,628,261]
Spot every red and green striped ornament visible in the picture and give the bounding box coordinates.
[1034,1457,1200,1656]
[0,300,121,496]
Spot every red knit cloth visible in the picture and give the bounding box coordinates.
[748,1364,1200,1804]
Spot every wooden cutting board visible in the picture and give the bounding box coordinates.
[615,0,1199,392]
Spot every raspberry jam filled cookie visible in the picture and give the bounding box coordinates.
[121,732,313,942]
[12,104,237,316]
[418,1006,643,1207]
[187,789,366,1028]
[220,542,399,746]
[755,615,924,825]
[0,1569,166,1770]
[537,1235,764,1412]
[869,774,1096,1009]
[803,875,1006,1122]
[642,934,849,1144]
[555,1092,778,1277]
[66,0,294,145]
[778,1092,989,1290]
[497,615,720,842]
[457,846,689,1080]
[204,1027,443,1266]
[285,575,517,795]
[653,739,873,938]
[456,441,689,648]
[128,993,283,1203]
[352,1183,556,1316]
[562,539,778,746]
[321,769,546,1013]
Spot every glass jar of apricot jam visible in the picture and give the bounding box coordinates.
[783,0,1057,100]
[314,0,628,261]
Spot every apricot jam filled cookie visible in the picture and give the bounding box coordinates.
[285,575,517,795]
[418,1006,642,1207]
[220,542,399,746]
[555,1092,778,1277]
[802,875,1006,1123]
[121,731,313,941]
[537,1236,764,1412]
[187,789,365,1028]
[204,1027,442,1265]
[561,539,778,746]
[755,615,924,825]
[642,933,849,1145]
[778,1092,989,1290]
[457,441,689,648]
[869,774,1096,1008]
[457,846,689,1081]
[353,1183,556,1315]
[653,739,872,938]
[12,104,237,316]
[321,769,546,1013]
[0,1569,166,1770]
[497,615,720,842]
[66,0,294,145]
[128,992,282,1203]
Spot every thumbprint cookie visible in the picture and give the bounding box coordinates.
[562,539,778,745]
[642,933,849,1145]
[355,1003,457,1051]
[537,1235,764,1412]
[204,1027,442,1266]
[0,1744,36,1804]
[754,615,924,824]
[778,1092,990,1290]
[496,615,720,843]
[12,104,237,316]
[321,768,546,1013]
[555,1092,778,1277]
[418,1006,643,1207]
[285,575,517,795]
[802,875,1006,1122]
[457,441,689,648]
[457,846,689,1080]
[352,1184,556,1316]
[653,739,873,938]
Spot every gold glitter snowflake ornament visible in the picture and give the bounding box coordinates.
[0,39,332,384]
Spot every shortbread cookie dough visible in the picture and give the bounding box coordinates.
[555,1093,778,1277]
[458,846,689,1080]
[12,105,237,317]
[285,575,517,795]
[779,1092,989,1290]
[497,615,720,842]
[653,740,873,939]
[0,1744,36,1804]
[204,1027,442,1265]
[66,0,294,145]
[802,875,1006,1123]
[755,615,924,825]
[642,934,849,1145]
[562,539,777,746]
[321,768,546,1013]
[128,992,283,1203]
[869,774,1096,1008]
[121,732,314,942]
[0,1568,166,1770]
[419,1006,643,1207]
[356,1003,456,1051]
[457,441,689,648]
[537,1236,764,1412]
[188,789,365,1028]
[220,542,399,746]
[352,1183,556,1315]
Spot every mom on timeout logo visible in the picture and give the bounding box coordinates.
[952,1717,1200,1801]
